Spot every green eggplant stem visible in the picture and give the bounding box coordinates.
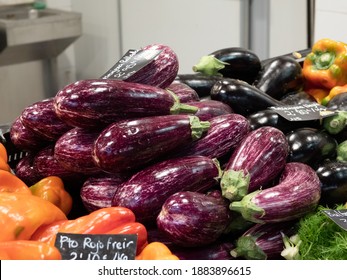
[192,55,229,76]
[189,116,210,141]
[220,169,250,201]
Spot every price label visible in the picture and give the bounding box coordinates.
[269,103,337,121]
[101,48,162,80]
[322,209,347,231]
[55,233,138,260]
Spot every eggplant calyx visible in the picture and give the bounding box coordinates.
[336,140,347,161]
[220,169,250,201]
[323,111,347,134]
[189,116,211,141]
[229,190,264,223]
[230,236,267,260]
[192,55,229,76]
[280,233,302,260]
[167,89,199,114]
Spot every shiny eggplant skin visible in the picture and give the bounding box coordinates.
[175,73,225,98]
[221,126,289,201]
[20,98,72,142]
[286,127,338,169]
[156,190,233,247]
[124,44,179,89]
[80,174,128,212]
[253,56,304,100]
[186,100,233,121]
[326,92,347,111]
[230,162,321,223]
[166,81,200,103]
[195,47,261,84]
[111,156,222,225]
[210,78,285,117]
[230,221,296,260]
[54,127,102,175]
[14,153,41,186]
[247,109,320,133]
[280,90,317,105]
[93,115,210,173]
[316,160,347,207]
[54,79,197,129]
[172,113,250,160]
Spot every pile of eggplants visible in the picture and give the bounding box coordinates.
[5,43,347,260]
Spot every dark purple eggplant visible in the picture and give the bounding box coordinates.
[323,92,347,135]
[171,240,236,260]
[166,81,200,103]
[260,48,311,68]
[171,113,250,160]
[221,126,289,201]
[247,109,321,133]
[316,160,347,207]
[280,90,317,105]
[33,145,84,182]
[186,99,233,121]
[230,162,321,223]
[93,115,210,173]
[123,44,179,89]
[175,73,225,98]
[80,174,128,212]
[10,117,50,152]
[54,127,102,175]
[157,190,233,247]
[286,127,338,169]
[210,78,285,117]
[14,153,42,185]
[20,98,72,141]
[230,221,296,260]
[253,56,304,100]
[192,47,261,84]
[111,155,222,225]
[54,79,198,129]
[326,91,347,111]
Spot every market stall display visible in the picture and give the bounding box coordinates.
[1,39,347,260]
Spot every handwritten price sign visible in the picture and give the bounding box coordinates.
[322,209,347,231]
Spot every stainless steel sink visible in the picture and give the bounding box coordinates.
[0,4,82,65]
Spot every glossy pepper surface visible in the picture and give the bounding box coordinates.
[31,207,148,254]
[0,169,31,194]
[0,192,67,242]
[302,38,347,90]
[321,83,347,105]
[30,176,73,215]
[136,242,179,260]
[0,240,62,260]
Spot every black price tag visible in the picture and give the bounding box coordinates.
[101,48,162,80]
[322,209,347,231]
[55,233,138,260]
[269,103,337,121]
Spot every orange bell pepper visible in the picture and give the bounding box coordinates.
[0,142,8,162]
[31,207,147,252]
[0,169,31,194]
[305,88,330,104]
[303,38,347,90]
[321,83,347,105]
[136,242,179,260]
[0,192,67,242]
[30,176,73,216]
[0,240,62,260]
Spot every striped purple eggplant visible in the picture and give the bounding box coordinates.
[112,155,222,225]
[124,44,179,89]
[14,153,42,185]
[171,114,250,160]
[54,127,102,175]
[54,79,198,129]
[10,117,50,152]
[221,126,289,201]
[229,162,321,223]
[166,81,200,103]
[157,190,232,247]
[20,98,72,142]
[93,115,210,173]
[80,174,128,212]
[186,100,234,121]
[230,221,296,260]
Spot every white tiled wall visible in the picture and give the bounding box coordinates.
[314,0,347,43]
